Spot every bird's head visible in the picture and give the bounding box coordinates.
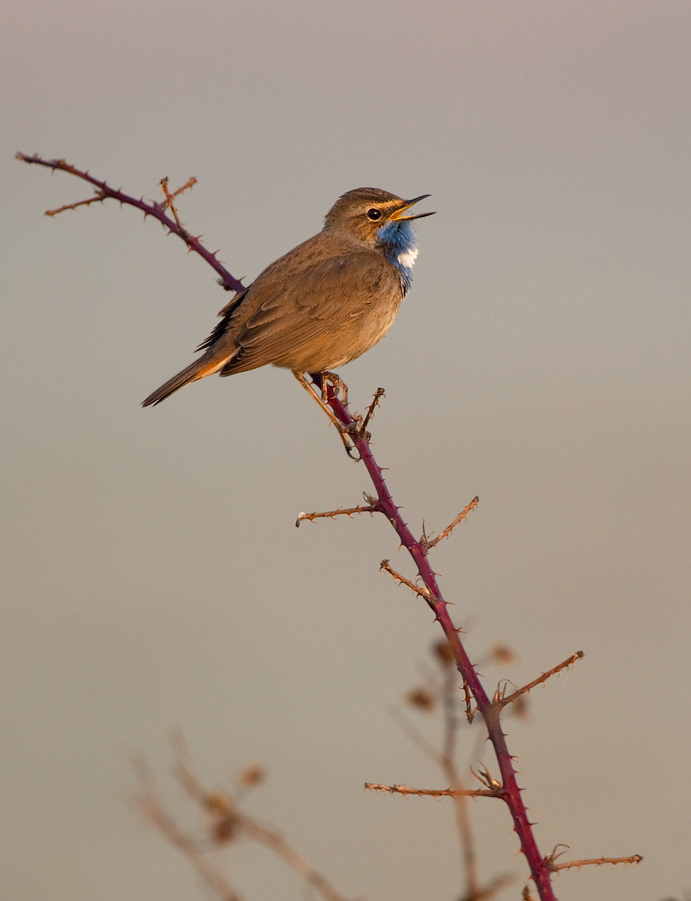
[323,187,435,247]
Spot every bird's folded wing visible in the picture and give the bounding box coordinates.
[196,288,250,352]
[220,252,399,374]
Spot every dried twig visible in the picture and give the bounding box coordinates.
[546,849,643,872]
[422,495,480,550]
[364,782,498,799]
[496,651,584,709]
[45,192,108,217]
[437,662,481,893]
[132,757,242,901]
[380,559,435,605]
[133,736,354,901]
[296,501,377,527]
[360,387,386,434]
[159,176,189,235]
[160,175,197,209]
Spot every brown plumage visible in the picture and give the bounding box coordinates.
[142,187,433,407]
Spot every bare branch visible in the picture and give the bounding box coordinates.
[438,663,480,893]
[45,192,108,217]
[159,176,189,236]
[496,651,584,709]
[380,559,435,604]
[162,175,197,207]
[422,496,480,550]
[301,379,560,897]
[548,853,643,872]
[133,737,354,901]
[360,387,386,434]
[364,782,498,800]
[131,758,242,901]
[296,503,377,527]
[16,153,244,293]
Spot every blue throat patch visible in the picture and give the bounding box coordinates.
[376,220,418,293]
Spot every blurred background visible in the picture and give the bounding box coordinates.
[3,1,690,899]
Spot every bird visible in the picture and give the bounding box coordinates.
[142,187,434,409]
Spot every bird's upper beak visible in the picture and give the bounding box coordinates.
[390,194,435,221]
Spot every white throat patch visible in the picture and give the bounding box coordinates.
[397,246,419,269]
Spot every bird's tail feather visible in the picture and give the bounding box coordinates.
[141,357,227,407]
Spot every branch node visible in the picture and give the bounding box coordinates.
[470,764,503,796]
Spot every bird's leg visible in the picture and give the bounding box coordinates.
[294,373,358,457]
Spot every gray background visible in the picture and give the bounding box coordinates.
[3,1,690,899]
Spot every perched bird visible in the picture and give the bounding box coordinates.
[142,187,434,408]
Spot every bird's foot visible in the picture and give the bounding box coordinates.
[318,371,349,407]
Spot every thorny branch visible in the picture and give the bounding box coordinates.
[310,381,561,901]
[20,152,642,901]
[16,154,244,293]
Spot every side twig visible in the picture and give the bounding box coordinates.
[380,559,436,604]
[422,495,480,550]
[496,651,584,709]
[364,783,500,799]
[550,854,643,872]
[544,844,643,873]
[296,500,377,527]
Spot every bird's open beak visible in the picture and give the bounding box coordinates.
[390,194,436,221]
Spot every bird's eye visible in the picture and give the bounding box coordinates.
[366,208,382,221]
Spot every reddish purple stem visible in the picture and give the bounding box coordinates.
[17,154,245,294]
[325,391,557,901]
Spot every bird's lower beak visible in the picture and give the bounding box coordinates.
[390,194,435,221]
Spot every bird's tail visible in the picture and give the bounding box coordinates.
[141,356,227,407]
